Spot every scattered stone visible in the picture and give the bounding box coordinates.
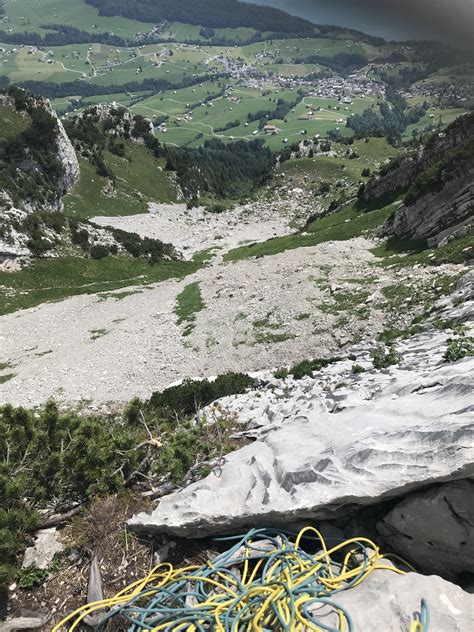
[22,528,64,570]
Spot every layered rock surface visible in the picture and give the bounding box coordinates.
[129,276,474,581]
[381,173,473,247]
[330,571,473,631]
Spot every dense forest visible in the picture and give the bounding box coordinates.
[85,0,314,33]
[347,88,428,140]
[164,138,274,200]
[0,72,226,99]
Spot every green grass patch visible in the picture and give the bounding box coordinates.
[192,249,219,266]
[373,234,473,267]
[0,373,16,385]
[175,282,205,336]
[89,328,109,340]
[255,332,295,344]
[225,202,397,261]
[378,323,426,344]
[371,236,427,258]
[0,257,200,316]
[0,105,30,138]
[97,290,143,301]
[64,144,177,219]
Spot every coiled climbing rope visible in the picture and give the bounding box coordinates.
[52,526,430,631]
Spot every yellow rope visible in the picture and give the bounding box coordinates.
[52,527,428,631]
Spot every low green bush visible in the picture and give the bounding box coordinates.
[443,332,474,363]
[0,374,255,587]
[148,372,254,416]
[372,345,401,369]
[290,356,342,380]
[90,244,110,260]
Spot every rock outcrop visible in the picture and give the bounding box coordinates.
[129,276,474,581]
[331,571,473,631]
[69,103,154,144]
[55,115,80,194]
[380,173,473,247]
[0,89,79,262]
[378,480,474,581]
[21,528,64,571]
[361,112,474,247]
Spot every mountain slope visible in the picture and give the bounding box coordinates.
[0,86,79,212]
[359,113,474,248]
[85,0,315,33]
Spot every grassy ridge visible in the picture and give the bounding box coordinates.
[224,203,398,261]
[64,143,177,218]
[0,257,200,315]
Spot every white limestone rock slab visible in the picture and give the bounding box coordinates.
[129,364,474,537]
[22,528,63,570]
[326,571,474,632]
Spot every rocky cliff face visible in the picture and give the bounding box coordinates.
[361,113,474,247]
[382,172,473,247]
[0,90,79,211]
[0,89,80,263]
[55,113,80,194]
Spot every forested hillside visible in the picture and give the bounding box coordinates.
[85,0,314,33]
[67,104,274,203]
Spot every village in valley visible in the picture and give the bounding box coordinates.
[1,4,472,150]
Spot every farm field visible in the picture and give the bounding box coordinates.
[1,0,471,151]
[1,0,148,38]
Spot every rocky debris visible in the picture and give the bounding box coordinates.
[0,614,49,632]
[329,570,474,632]
[378,480,474,581]
[129,292,474,581]
[22,528,64,570]
[2,232,460,407]
[92,196,316,260]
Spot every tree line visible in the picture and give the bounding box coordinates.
[85,0,314,34]
[0,23,127,47]
[0,71,227,99]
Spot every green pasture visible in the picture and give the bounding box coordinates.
[3,0,148,38]
[404,108,468,138]
[0,256,199,316]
